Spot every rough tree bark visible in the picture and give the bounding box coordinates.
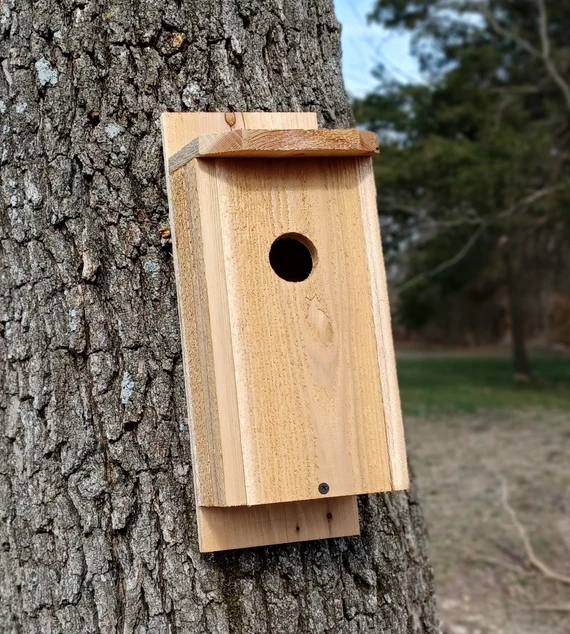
[0,1,438,632]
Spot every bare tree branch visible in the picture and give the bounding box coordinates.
[472,2,541,58]
[439,1,570,112]
[497,184,565,220]
[535,0,570,112]
[396,224,486,292]
[500,477,570,586]
[533,605,570,613]
[438,1,541,56]
[392,183,564,292]
[387,183,563,247]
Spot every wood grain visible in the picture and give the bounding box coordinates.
[212,157,393,506]
[168,167,226,506]
[357,159,409,490]
[168,128,379,171]
[168,162,247,507]
[161,112,363,551]
[161,112,318,158]
[199,496,359,553]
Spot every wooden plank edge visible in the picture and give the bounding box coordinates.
[190,159,248,506]
[357,157,409,491]
[162,112,366,551]
[169,128,379,172]
[197,496,360,553]
[161,118,216,507]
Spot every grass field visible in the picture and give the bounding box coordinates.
[400,352,570,633]
[396,352,570,416]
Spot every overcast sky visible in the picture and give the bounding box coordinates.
[334,0,422,96]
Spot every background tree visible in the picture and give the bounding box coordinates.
[0,1,437,632]
[356,0,570,378]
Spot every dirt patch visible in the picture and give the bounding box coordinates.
[406,410,570,634]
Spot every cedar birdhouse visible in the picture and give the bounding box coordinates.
[162,112,408,552]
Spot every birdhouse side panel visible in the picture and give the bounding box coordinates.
[168,166,225,506]
[169,163,249,507]
[357,158,409,490]
[190,160,249,506]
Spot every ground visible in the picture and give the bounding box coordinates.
[399,353,570,634]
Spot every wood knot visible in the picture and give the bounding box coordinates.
[225,112,237,128]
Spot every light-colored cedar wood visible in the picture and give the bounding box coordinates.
[169,163,247,507]
[161,111,318,158]
[165,115,407,509]
[161,112,362,551]
[199,496,359,553]
[190,158,248,505]
[357,160,409,490]
[168,128,379,171]
[168,167,227,506]
[211,156,393,506]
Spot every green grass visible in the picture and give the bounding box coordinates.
[397,352,570,416]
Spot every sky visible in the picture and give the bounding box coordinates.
[334,0,422,96]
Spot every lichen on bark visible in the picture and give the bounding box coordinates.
[0,0,438,632]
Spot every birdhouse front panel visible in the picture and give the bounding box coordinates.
[206,156,394,507]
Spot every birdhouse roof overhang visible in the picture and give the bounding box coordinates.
[168,128,380,173]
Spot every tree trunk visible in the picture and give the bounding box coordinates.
[502,243,532,379]
[0,1,438,632]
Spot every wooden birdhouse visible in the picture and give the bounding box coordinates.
[161,112,408,552]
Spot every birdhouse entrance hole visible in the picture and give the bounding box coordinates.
[269,233,316,282]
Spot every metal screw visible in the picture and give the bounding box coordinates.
[318,482,330,495]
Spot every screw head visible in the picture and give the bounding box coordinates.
[318,482,330,495]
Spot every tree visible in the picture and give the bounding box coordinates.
[357,0,570,378]
[0,1,437,632]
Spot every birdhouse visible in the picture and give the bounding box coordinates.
[161,112,408,552]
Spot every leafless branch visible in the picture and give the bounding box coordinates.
[438,1,541,56]
[399,184,562,232]
[475,3,541,58]
[383,179,565,291]
[378,199,431,219]
[533,604,570,613]
[500,477,570,586]
[462,549,526,575]
[439,1,570,112]
[497,184,565,221]
[396,224,486,292]
[536,0,570,112]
